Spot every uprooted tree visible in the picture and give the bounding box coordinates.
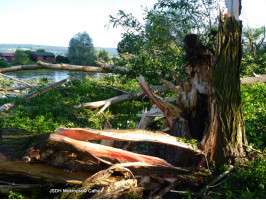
[0,0,258,198]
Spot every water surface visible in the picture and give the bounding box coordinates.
[3,69,109,82]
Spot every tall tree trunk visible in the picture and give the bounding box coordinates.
[212,14,247,166]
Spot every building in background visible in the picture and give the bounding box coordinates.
[31,52,55,63]
[0,53,15,63]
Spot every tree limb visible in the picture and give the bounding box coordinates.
[81,85,169,115]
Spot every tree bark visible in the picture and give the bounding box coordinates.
[212,15,247,166]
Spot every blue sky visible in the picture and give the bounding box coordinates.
[0,0,265,48]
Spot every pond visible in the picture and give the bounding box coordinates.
[3,69,110,82]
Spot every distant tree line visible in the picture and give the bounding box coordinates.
[0,33,113,68]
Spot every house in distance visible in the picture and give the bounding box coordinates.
[31,52,55,63]
[0,53,15,63]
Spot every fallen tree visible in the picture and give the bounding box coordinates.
[0,61,110,73]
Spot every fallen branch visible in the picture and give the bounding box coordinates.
[199,165,234,198]
[22,78,69,99]
[55,127,203,154]
[81,84,169,115]
[0,85,38,92]
[240,74,266,84]
[0,78,69,112]
[0,73,32,86]
[138,75,182,127]
[98,59,129,72]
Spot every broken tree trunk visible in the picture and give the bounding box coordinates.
[138,2,247,168]
[212,11,247,166]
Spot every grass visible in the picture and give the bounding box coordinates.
[241,83,266,149]
[0,75,152,133]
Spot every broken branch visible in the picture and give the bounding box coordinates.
[81,84,169,115]
[55,127,203,154]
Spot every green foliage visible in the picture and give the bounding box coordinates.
[0,60,11,68]
[68,32,96,65]
[36,48,46,52]
[14,49,29,65]
[8,191,27,199]
[241,26,266,76]
[117,33,141,54]
[241,83,265,149]
[109,0,218,83]
[56,55,69,63]
[0,76,150,134]
[97,49,111,62]
[209,158,266,199]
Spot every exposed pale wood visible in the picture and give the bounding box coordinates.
[225,0,241,20]
[50,133,175,167]
[138,75,182,128]
[98,59,129,72]
[240,74,266,84]
[0,103,14,112]
[55,127,203,154]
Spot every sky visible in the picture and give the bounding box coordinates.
[0,0,265,48]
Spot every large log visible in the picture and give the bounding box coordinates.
[0,61,110,73]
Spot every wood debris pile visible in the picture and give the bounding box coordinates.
[0,127,209,199]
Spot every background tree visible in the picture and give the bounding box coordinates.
[97,49,111,62]
[36,48,46,52]
[241,26,266,74]
[56,55,69,63]
[68,32,96,66]
[117,33,141,55]
[14,49,29,65]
